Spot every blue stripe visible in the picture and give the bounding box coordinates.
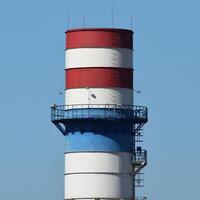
[65,131,133,152]
[64,120,133,152]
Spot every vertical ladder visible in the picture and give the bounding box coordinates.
[133,126,147,200]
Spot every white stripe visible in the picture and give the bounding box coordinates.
[65,48,133,69]
[64,152,132,174]
[64,174,133,199]
[65,88,133,106]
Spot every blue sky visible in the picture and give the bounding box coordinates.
[0,0,200,199]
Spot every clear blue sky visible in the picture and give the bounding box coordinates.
[0,0,200,199]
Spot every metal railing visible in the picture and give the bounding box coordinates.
[136,196,147,200]
[134,149,147,164]
[133,149,147,176]
[51,104,148,122]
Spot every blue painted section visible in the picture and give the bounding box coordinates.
[65,131,133,152]
[64,120,133,152]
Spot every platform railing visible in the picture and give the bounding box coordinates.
[51,104,148,122]
[135,196,147,200]
[134,149,147,164]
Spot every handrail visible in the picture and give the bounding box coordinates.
[51,104,148,122]
[134,150,147,163]
[51,104,144,109]
[135,196,147,200]
[133,150,147,174]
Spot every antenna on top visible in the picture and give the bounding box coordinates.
[131,14,133,30]
[67,10,70,30]
[112,9,114,28]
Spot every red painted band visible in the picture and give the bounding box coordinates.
[66,28,133,49]
[65,68,133,89]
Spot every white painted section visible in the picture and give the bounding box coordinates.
[65,88,133,106]
[65,48,133,69]
[64,174,133,199]
[64,152,133,199]
[64,152,132,174]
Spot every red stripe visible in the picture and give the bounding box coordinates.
[66,28,133,49]
[65,68,133,89]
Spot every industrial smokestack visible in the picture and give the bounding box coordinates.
[51,28,148,200]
